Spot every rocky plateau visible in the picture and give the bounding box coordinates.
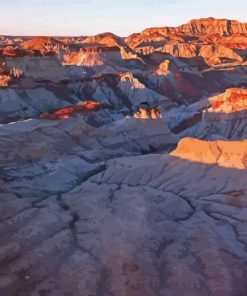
[0,17,247,296]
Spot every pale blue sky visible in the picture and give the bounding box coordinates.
[1,0,246,36]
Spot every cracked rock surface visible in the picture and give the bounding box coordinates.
[1,17,247,296]
[1,150,247,296]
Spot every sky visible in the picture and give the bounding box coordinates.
[1,0,246,36]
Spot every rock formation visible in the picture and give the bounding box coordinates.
[0,17,247,296]
[0,74,11,87]
[171,137,247,168]
[21,36,63,54]
[39,101,101,120]
[63,46,122,67]
[134,103,162,119]
[209,88,247,113]
[178,17,247,35]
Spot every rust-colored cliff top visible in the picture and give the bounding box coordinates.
[209,88,247,113]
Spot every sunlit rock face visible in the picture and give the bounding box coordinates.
[81,32,138,61]
[126,18,247,47]
[178,18,247,35]
[125,17,247,70]
[162,43,198,58]
[1,17,247,296]
[199,45,243,65]
[0,74,11,87]
[171,137,247,169]
[63,46,123,67]
[209,88,247,113]
[215,34,247,49]
[21,36,63,54]
[165,87,247,141]
[82,32,127,48]
[155,59,173,75]
[0,46,30,58]
[39,101,101,120]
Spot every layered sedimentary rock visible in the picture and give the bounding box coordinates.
[199,45,243,65]
[63,46,122,67]
[82,32,127,48]
[21,36,63,54]
[209,88,247,113]
[162,43,198,58]
[81,32,138,61]
[177,18,247,35]
[125,17,247,70]
[0,17,247,296]
[5,56,66,81]
[168,88,247,140]
[126,18,247,48]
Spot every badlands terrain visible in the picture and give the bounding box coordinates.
[0,17,247,295]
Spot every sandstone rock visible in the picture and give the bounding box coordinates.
[0,16,247,296]
[63,46,122,67]
[171,137,247,169]
[150,18,247,38]
[199,45,243,65]
[0,74,11,88]
[155,60,171,75]
[39,101,101,120]
[178,17,247,35]
[215,34,247,49]
[125,17,247,70]
[209,88,247,113]
[162,43,198,58]
[21,36,63,54]
[82,32,126,48]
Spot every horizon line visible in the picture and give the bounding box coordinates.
[1,16,246,38]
